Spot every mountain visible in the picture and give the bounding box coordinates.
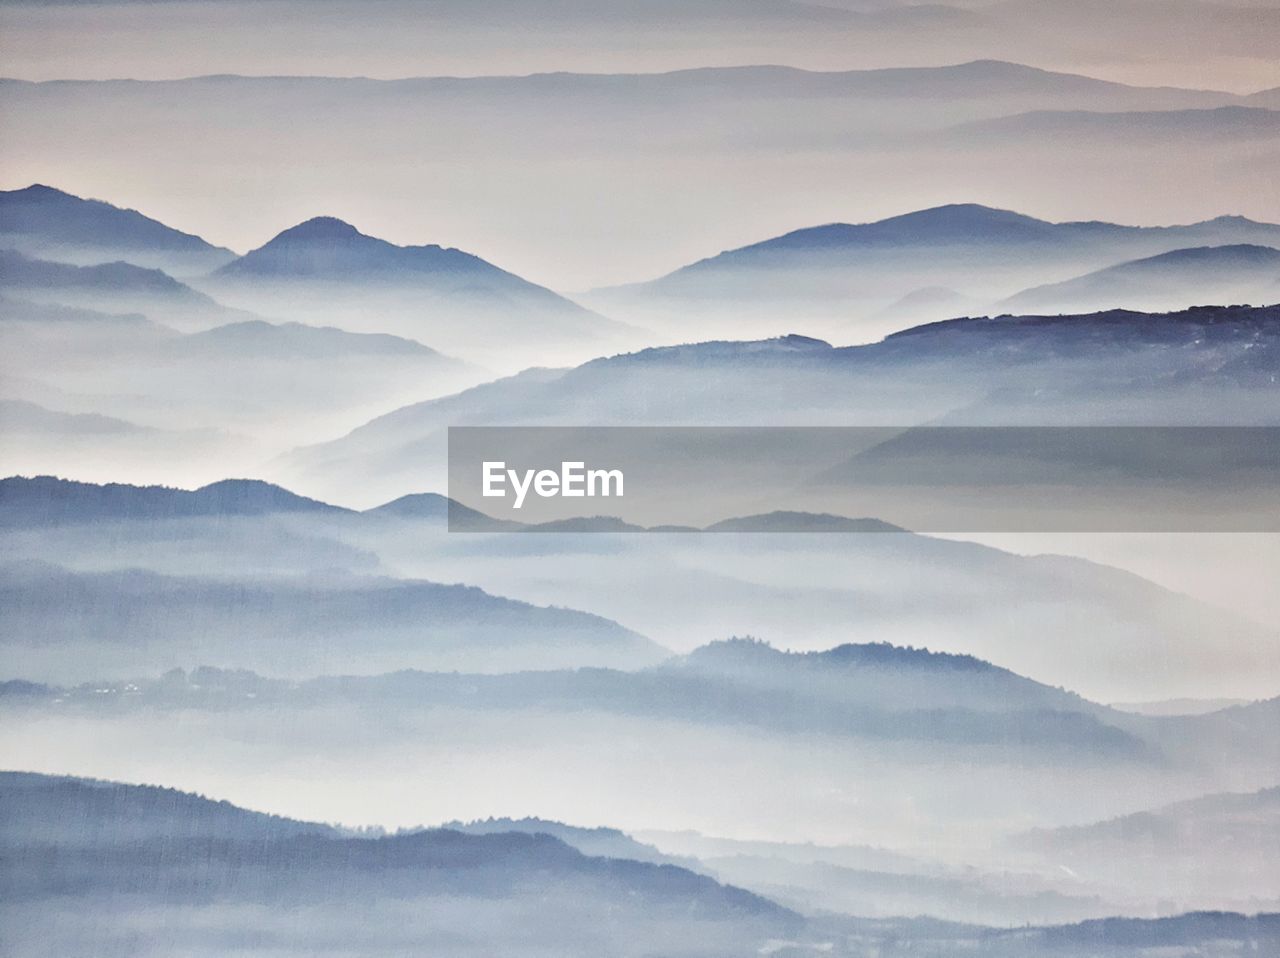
[280,305,1280,509]
[1110,697,1252,717]
[0,184,234,276]
[0,400,160,439]
[1000,244,1280,314]
[6,63,1265,311]
[7,471,1274,701]
[0,294,164,341]
[0,770,334,846]
[1017,785,1280,854]
[0,287,481,457]
[0,772,800,958]
[443,817,693,869]
[0,476,346,528]
[365,492,521,530]
[947,105,1280,144]
[206,216,638,369]
[215,216,532,284]
[653,841,1104,927]
[12,643,1152,759]
[0,404,248,490]
[178,319,445,359]
[1012,913,1280,955]
[1010,786,1280,911]
[0,248,250,330]
[0,559,667,681]
[704,512,901,533]
[587,205,1280,336]
[9,649,1277,863]
[869,285,980,327]
[667,638,1100,716]
[635,204,1280,279]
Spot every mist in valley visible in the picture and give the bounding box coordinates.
[2,2,1279,953]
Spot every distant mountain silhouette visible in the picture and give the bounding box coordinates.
[0,184,234,275]
[0,771,800,957]
[588,203,1280,336]
[639,205,1280,282]
[0,771,334,846]
[523,516,649,533]
[0,558,668,680]
[999,244,1280,314]
[667,637,1100,717]
[1108,696,1251,717]
[870,285,979,326]
[1026,913,1280,952]
[177,319,455,361]
[1,248,207,296]
[0,248,249,328]
[444,817,695,870]
[1010,785,1280,916]
[0,294,156,333]
[0,475,347,527]
[0,400,158,438]
[873,303,1280,373]
[0,478,528,531]
[1,769,1273,956]
[24,640,1155,757]
[282,304,1280,508]
[705,512,902,533]
[207,215,637,368]
[216,216,529,285]
[365,492,519,529]
[949,105,1280,143]
[1017,784,1280,853]
[679,204,1065,263]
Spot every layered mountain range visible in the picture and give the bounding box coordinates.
[7,770,1275,956]
[4,43,1280,952]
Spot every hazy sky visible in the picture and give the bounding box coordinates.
[2,0,1280,288]
[2,0,1280,91]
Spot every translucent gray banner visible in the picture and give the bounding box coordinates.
[447,426,1280,532]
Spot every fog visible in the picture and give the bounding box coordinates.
[2,2,1278,950]
[3,67,1278,290]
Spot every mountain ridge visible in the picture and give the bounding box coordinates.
[0,184,234,274]
[0,475,350,527]
[629,204,1280,288]
[0,59,1240,99]
[998,244,1280,314]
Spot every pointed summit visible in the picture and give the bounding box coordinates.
[12,183,72,200]
[271,216,364,243]
[215,216,416,278]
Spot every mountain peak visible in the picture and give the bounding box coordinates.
[1204,214,1265,227]
[14,183,72,200]
[272,216,364,243]
[885,202,1046,230]
[215,215,515,284]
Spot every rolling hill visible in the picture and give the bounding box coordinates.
[0,771,799,958]
[279,304,1280,508]
[205,215,638,368]
[587,204,1280,336]
[1010,785,1280,911]
[0,475,346,528]
[1000,244,1280,315]
[0,184,234,276]
[0,248,250,330]
[0,557,668,681]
